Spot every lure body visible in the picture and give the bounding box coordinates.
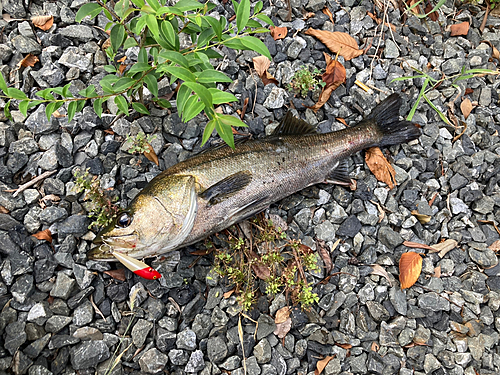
[111,251,162,280]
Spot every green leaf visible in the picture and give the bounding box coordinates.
[423,94,450,125]
[254,0,263,13]
[4,100,11,121]
[208,88,238,104]
[128,62,151,75]
[19,100,29,117]
[104,65,117,73]
[197,28,215,48]
[160,20,178,50]
[222,37,245,50]
[202,118,216,145]
[156,99,171,108]
[177,83,190,114]
[36,88,54,100]
[255,13,274,26]
[114,96,129,115]
[240,36,271,59]
[45,102,63,122]
[75,3,102,22]
[219,114,247,127]
[215,115,235,148]
[0,72,7,94]
[93,98,104,117]
[231,0,239,13]
[182,81,212,108]
[164,66,196,83]
[123,37,138,49]
[138,47,148,64]
[146,14,159,37]
[236,0,250,32]
[198,49,223,59]
[246,19,262,28]
[146,0,161,11]
[173,0,203,11]
[62,83,72,98]
[76,99,86,112]
[197,70,232,83]
[132,102,150,114]
[406,77,429,121]
[114,0,130,18]
[134,15,148,34]
[159,51,189,68]
[113,77,135,91]
[110,24,126,53]
[143,73,158,98]
[182,95,204,121]
[6,88,27,100]
[130,0,144,7]
[204,16,222,41]
[67,101,77,123]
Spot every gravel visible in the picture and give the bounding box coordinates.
[0,0,499,373]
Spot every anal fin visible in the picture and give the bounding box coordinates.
[325,160,352,186]
[200,171,252,205]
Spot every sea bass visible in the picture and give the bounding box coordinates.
[89,93,421,261]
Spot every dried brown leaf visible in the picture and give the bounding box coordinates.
[31,15,54,31]
[370,264,392,286]
[411,210,431,224]
[366,11,396,31]
[336,117,347,126]
[460,98,473,119]
[118,64,127,75]
[450,21,470,36]
[322,7,334,23]
[403,241,434,250]
[336,343,352,349]
[274,317,291,339]
[252,261,271,280]
[270,26,287,40]
[103,38,111,50]
[303,12,315,20]
[407,0,421,14]
[365,147,396,189]
[310,54,346,111]
[429,239,458,258]
[143,143,159,166]
[32,229,52,243]
[252,56,278,86]
[190,249,212,256]
[433,266,441,278]
[424,1,439,21]
[315,356,335,375]
[399,252,423,289]
[275,306,291,324]
[52,110,66,118]
[371,342,380,352]
[103,269,127,281]
[489,240,500,252]
[223,289,235,298]
[304,29,364,60]
[18,54,39,68]
[0,206,9,214]
[317,239,332,274]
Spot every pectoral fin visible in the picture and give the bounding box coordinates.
[200,171,252,205]
[325,160,352,186]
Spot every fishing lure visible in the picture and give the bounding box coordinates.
[111,251,162,280]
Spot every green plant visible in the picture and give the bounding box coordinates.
[212,216,320,311]
[392,66,499,125]
[0,0,273,148]
[288,66,324,98]
[125,131,156,154]
[403,0,446,18]
[74,168,119,228]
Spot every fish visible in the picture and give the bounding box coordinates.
[88,93,421,261]
[111,251,162,279]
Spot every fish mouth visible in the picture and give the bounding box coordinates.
[88,234,139,261]
[87,244,115,261]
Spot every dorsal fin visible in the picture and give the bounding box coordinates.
[272,111,317,136]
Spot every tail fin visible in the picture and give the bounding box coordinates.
[366,93,421,147]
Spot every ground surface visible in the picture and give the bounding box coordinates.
[0,0,499,374]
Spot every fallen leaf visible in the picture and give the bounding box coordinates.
[424,1,439,21]
[336,118,347,126]
[252,56,278,86]
[450,21,470,36]
[249,250,271,280]
[270,26,287,40]
[322,7,334,23]
[41,194,61,203]
[336,343,352,349]
[304,29,364,60]
[223,289,235,298]
[303,12,315,20]
[103,38,112,50]
[32,229,52,243]
[275,306,290,324]
[103,269,127,281]
[370,264,393,286]
[31,15,54,31]
[118,64,127,75]
[315,356,335,375]
[429,239,458,258]
[317,239,332,274]
[310,53,346,111]
[403,241,434,251]
[190,249,212,255]
[433,265,441,278]
[489,240,500,252]
[143,143,159,166]
[371,342,380,352]
[365,147,396,189]
[399,252,423,289]
[411,210,431,224]
[274,317,291,339]
[52,110,66,118]
[465,88,474,95]
[0,206,9,214]
[17,54,39,68]
[366,12,396,31]
[460,98,473,119]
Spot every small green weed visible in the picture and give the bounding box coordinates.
[74,168,119,229]
[288,66,324,98]
[125,132,156,154]
[212,216,320,311]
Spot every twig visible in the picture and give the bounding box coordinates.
[10,170,56,197]
[480,0,490,33]
[91,294,106,320]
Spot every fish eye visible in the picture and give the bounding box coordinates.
[116,212,132,228]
